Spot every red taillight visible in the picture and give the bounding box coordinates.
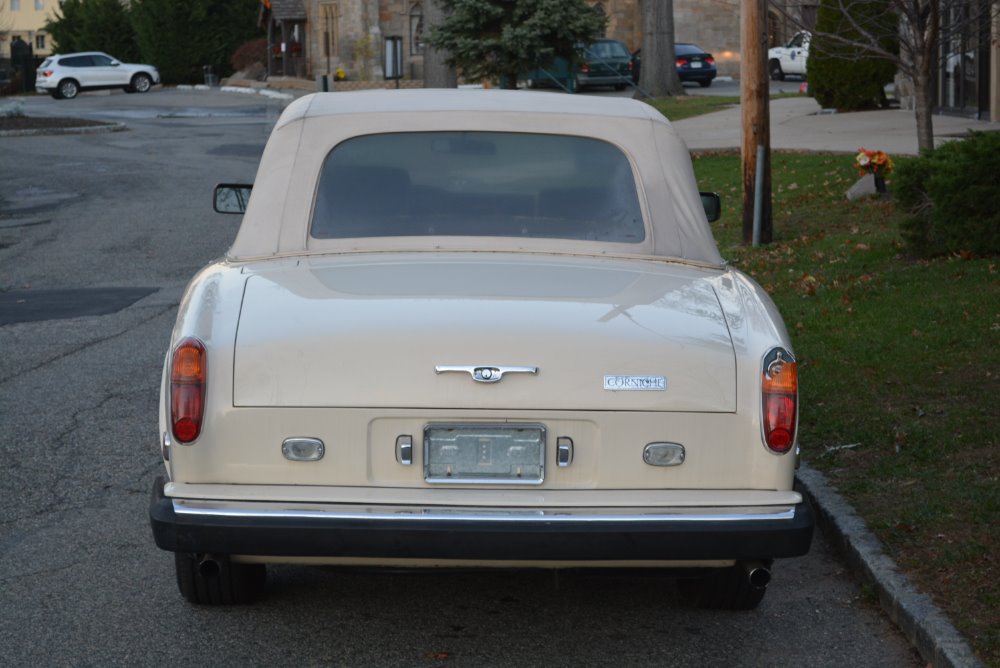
[706,57,715,66]
[171,337,206,444]
[762,348,797,454]
[581,63,590,73]
[41,69,53,77]
[675,58,688,68]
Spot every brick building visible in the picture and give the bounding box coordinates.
[266,1,749,81]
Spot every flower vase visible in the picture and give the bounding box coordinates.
[873,174,887,194]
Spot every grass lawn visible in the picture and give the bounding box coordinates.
[690,151,999,666]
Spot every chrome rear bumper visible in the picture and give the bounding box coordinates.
[150,477,813,561]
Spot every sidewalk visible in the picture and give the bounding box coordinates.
[673,96,1000,155]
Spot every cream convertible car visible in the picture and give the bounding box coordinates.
[150,90,813,607]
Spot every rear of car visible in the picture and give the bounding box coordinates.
[577,39,634,90]
[149,91,812,608]
[675,43,717,87]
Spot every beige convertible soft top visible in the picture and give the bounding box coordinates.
[228,89,725,267]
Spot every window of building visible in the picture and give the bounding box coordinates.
[409,4,423,56]
[35,34,45,50]
[36,0,44,11]
[11,0,21,12]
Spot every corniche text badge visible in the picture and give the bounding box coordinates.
[604,375,667,391]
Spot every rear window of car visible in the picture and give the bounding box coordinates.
[59,55,92,67]
[675,44,703,56]
[585,41,630,59]
[310,132,645,243]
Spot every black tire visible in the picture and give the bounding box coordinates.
[699,79,713,88]
[613,83,627,91]
[768,60,785,81]
[131,73,153,94]
[49,90,64,100]
[677,561,771,610]
[123,86,136,94]
[58,79,79,99]
[174,552,266,605]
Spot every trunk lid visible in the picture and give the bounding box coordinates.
[233,254,735,412]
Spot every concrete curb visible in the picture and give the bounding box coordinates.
[0,121,127,138]
[177,83,295,101]
[797,464,984,668]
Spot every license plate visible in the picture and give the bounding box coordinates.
[690,62,703,68]
[424,423,545,484]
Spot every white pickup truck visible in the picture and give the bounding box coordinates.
[768,31,810,80]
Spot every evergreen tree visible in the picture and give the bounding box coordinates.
[46,0,138,60]
[129,0,261,84]
[427,0,606,89]
[807,0,898,111]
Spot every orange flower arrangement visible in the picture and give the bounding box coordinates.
[854,147,893,177]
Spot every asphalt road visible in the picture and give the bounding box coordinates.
[0,88,920,667]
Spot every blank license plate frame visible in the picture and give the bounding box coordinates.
[424,423,545,485]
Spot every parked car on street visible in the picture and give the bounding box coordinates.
[35,51,160,99]
[768,31,810,81]
[631,43,718,88]
[674,43,717,87]
[575,38,634,90]
[149,90,813,608]
[524,39,634,91]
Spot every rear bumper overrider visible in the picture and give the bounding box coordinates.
[149,476,813,561]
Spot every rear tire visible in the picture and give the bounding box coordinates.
[174,552,266,605]
[613,83,627,91]
[57,79,79,99]
[677,561,770,610]
[699,79,712,88]
[49,90,64,100]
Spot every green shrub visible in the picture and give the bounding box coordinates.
[808,0,897,111]
[894,131,1000,257]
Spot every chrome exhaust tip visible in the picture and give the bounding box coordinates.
[745,561,772,590]
[197,555,221,578]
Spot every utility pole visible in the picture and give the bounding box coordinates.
[740,0,772,245]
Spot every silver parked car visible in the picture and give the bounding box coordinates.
[35,51,160,99]
[149,90,813,608]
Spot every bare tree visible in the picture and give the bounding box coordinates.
[635,0,684,97]
[772,0,1000,151]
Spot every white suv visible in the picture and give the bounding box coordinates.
[35,51,161,99]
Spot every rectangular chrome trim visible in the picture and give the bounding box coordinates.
[171,500,797,524]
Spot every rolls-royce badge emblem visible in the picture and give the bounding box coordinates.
[435,365,538,383]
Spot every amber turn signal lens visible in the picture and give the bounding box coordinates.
[171,337,206,444]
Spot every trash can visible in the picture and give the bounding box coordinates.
[202,65,219,87]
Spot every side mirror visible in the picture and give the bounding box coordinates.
[700,192,722,222]
[214,183,253,214]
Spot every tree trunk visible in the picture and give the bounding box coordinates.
[913,69,935,152]
[634,0,683,98]
[422,0,457,88]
